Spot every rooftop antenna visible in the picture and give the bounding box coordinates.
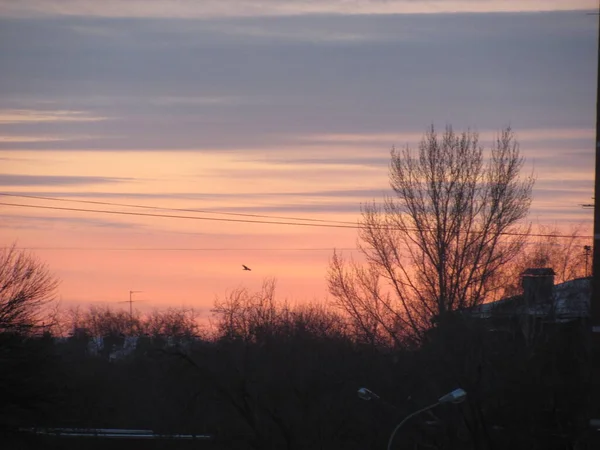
[585,245,592,277]
[118,290,143,322]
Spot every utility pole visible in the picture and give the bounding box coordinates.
[586,245,592,277]
[582,199,595,209]
[590,1,600,434]
[127,290,142,321]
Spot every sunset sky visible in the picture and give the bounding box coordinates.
[0,0,597,317]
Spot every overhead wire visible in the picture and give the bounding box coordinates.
[0,192,358,226]
[5,240,590,251]
[0,201,362,229]
[5,247,358,251]
[0,195,593,239]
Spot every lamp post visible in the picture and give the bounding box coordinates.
[357,387,380,401]
[357,387,467,450]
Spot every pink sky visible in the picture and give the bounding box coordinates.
[1,130,594,315]
[0,1,596,318]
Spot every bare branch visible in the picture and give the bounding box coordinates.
[327,125,534,343]
[0,244,59,333]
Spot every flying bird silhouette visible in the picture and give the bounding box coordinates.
[242,265,251,271]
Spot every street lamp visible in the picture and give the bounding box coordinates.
[357,387,466,450]
[357,387,380,401]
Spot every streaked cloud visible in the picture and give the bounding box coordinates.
[0,134,109,144]
[0,135,73,143]
[184,20,399,44]
[0,0,593,19]
[0,174,132,187]
[299,128,595,146]
[0,213,140,230]
[146,96,254,107]
[0,109,108,124]
[0,188,387,200]
[0,12,593,152]
[0,5,594,308]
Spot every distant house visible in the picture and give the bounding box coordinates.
[87,336,104,356]
[470,268,590,344]
[109,336,138,362]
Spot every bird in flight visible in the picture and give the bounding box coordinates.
[242,265,251,271]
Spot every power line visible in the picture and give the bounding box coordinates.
[0,201,361,229]
[0,200,593,239]
[6,240,589,251]
[0,192,357,226]
[6,247,358,251]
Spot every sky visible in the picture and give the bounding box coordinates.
[0,0,597,317]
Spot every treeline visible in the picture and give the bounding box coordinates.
[1,280,593,449]
[54,304,202,339]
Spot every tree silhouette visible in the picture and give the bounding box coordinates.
[328,126,534,343]
[0,244,59,334]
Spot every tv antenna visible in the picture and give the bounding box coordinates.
[118,290,143,320]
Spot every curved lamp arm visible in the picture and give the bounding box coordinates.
[387,401,440,450]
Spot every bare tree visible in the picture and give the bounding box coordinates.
[70,304,137,337]
[0,244,59,333]
[328,126,534,343]
[212,278,280,342]
[144,307,201,338]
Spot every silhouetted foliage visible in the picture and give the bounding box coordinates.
[0,332,65,433]
[61,304,202,339]
[1,280,593,449]
[0,244,59,333]
[500,224,591,298]
[329,126,534,344]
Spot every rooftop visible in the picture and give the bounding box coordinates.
[471,277,590,322]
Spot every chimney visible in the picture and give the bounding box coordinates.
[521,268,555,306]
